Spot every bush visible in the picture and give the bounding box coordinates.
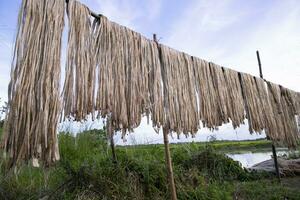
[181,144,262,182]
[234,180,300,200]
[0,130,299,200]
[178,181,233,200]
[181,145,245,181]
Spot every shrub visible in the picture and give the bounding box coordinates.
[181,144,250,181]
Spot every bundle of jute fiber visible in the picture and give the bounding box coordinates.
[141,38,164,132]
[93,16,155,135]
[284,89,300,116]
[266,82,287,143]
[117,27,144,134]
[283,88,300,144]
[1,0,64,167]
[63,0,94,121]
[255,78,278,141]
[92,16,116,120]
[298,92,300,115]
[160,45,199,136]
[267,82,299,147]
[209,63,231,125]
[295,91,300,115]
[223,68,245,128]
[239,73,266,133]
[295,91,300,133]
[294,91,300,132]
[280,87,299,140]
[180,53,199,135]
[193,58,220,130]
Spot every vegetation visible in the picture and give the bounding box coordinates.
[126,139,273,154]
[0,129,299,200]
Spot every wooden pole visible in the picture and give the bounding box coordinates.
[107,117,117,163]
[256,50,280,182]
[153,33,177,200]
[163,128,177,200]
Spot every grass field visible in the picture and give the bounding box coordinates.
[122,138,273,153]
[0,128,299,199]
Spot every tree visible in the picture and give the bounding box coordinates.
[0,98,8,127]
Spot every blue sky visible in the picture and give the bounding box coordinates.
[0,0,299,144]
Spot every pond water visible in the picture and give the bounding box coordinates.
[226,149,296,168]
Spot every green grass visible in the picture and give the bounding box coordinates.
[0,129,299,200]
[122,139,273,154]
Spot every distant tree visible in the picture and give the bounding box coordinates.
[0,98,8,128]
[208,134,217,142]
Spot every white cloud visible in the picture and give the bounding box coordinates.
[81,0,162,31]
[166,0,300,91]
[165,0,249,59]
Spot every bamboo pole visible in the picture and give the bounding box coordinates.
[163,127,177,200]
[256,50,280,182]
[153,34,177,200]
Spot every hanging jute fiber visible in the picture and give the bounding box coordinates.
[209,63,231,125]
[1,0,65,167]
[92,16,155,136]
[293,91,300,132]
[223,68,245,128]
[141,38,164,132]
[296,91,300,133]
[193,58,220,130]
[3,0,300,169]
[293,91,300,115]
[63,0,93,121]
[280,87,299,147]
[160,45,199,136]
[255,78,278,141]
[193,61,245,130]
[266,82,299,148]
[62,1,299,147]
[65,5,164,136]
[240,73,266,134]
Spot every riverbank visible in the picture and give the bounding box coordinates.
[122,138,273,153]
[0,129,300,199]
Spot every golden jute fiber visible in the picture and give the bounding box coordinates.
[4,0,300,167]
[63,0,93,121]
[63,2,299,147]
[266,82,299,147]
[240,73,265,133]
[209,63,231,125]
[92,16,164,136]
[223,68,245,128]
[193,58,219,130]
[160,45,199,136]
[1,0,64,167]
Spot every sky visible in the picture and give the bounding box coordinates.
[0,0,299,145]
